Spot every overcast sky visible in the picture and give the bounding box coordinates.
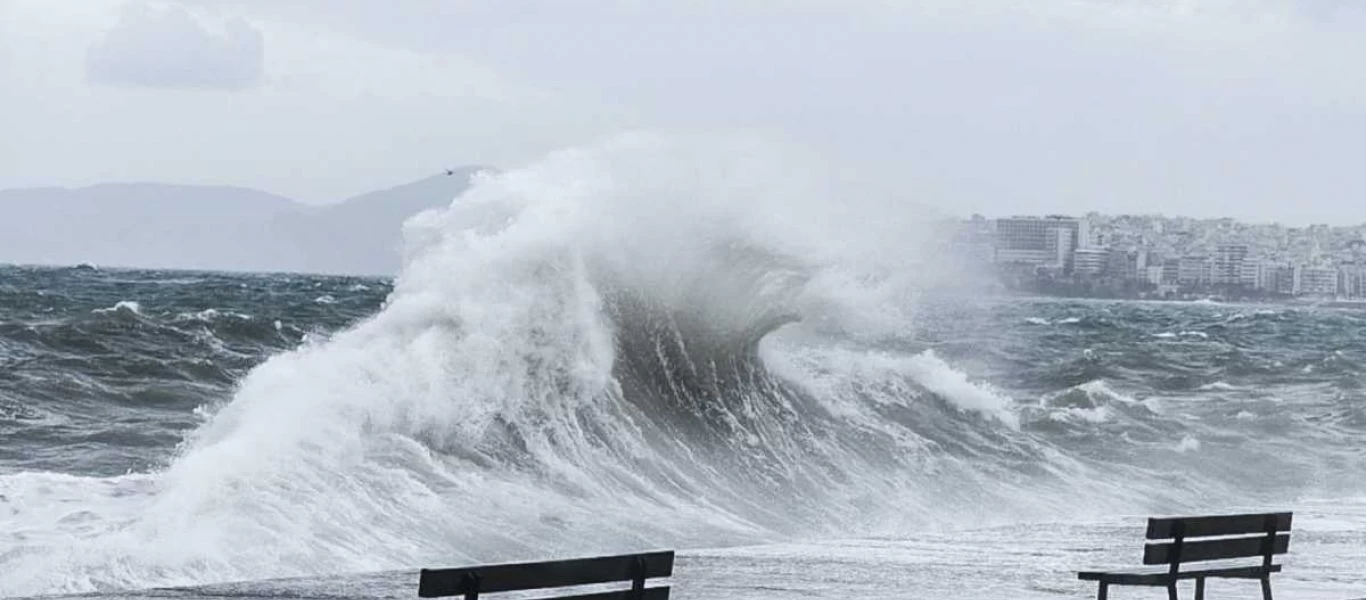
[2,0,1364,222]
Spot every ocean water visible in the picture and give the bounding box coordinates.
[2,135,1364,599]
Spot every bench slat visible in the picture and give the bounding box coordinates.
[1079,564,1281,585]
[1146,512,1292,539]
[1143,533,1289,565]
[555,587,671,600]
[418,551,674,598]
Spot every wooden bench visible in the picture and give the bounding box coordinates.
[418,550,674,600]
[1078,512,1292,600]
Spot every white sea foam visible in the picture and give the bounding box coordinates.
[175,308,253,322]
[767,343,1018,429]
[1052,405,1112,424]
[1153,330,1208,340]
[900,350,1019,427]
[1198,381,1239,391]
[1048,380,1162,419]
[0,134,1271,597]
[92,300,142,315]
[0,134,1016,595]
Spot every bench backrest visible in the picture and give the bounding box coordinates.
[418,551,674,599]
[1143,512,1292,574]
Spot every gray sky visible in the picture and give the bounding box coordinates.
[2,0,1364,222]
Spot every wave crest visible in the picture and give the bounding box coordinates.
[0,134,1097,595]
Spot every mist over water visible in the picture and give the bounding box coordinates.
[1,134,1364,597]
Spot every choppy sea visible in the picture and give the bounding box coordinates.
[3,264,1362,599]
[2,137,1364,599]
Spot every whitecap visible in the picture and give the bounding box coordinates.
[174,309,253,322]
[1175,436,1201,452]
[1052,406,1111,424]
[1198,381,1238,391]
[1075,380,1161,414]
[92,300,142,315]
[1154,331,1207,340]
[902,350,1019,428]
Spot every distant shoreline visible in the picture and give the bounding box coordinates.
[986,288,1366,310]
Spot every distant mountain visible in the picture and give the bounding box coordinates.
[280,169,485,275]
[0,167,484,275]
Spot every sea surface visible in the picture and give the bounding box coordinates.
[2,139,1365,599]
[2,265,1363,599]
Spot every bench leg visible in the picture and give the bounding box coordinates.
[1167,582,1179,600]
[1096,582,1108,600]
[1195,577,1205,600]
[1261,575,1273,600]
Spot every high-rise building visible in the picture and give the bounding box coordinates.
[1047,227,1075,271]
[1178,256,1212,285]
[1145,265,1165,285]
[1338,266,1366,299]
[1294,265,1338,296]
[1073,248,1109,276]
[1103,249,1148,281]
[1213,244,1249,285]
[1240,261,1262,289]
[951,216,996,265]
[1274,267,1296,295]
[994,216,1083,271]
[1162,259,1180,284]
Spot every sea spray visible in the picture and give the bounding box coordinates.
[3,135,1356,596]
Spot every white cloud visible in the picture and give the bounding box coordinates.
[86,1,264,90]
[0,0,580,203]
[4,0,1366,222]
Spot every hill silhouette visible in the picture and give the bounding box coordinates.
[0,167,484,275]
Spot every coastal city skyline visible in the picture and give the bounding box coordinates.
[953,212,1366,300]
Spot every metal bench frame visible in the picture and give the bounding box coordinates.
[1078,512,1291,600]
[418,550,673,600]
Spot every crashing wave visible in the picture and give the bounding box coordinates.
[0,134,1144,595]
